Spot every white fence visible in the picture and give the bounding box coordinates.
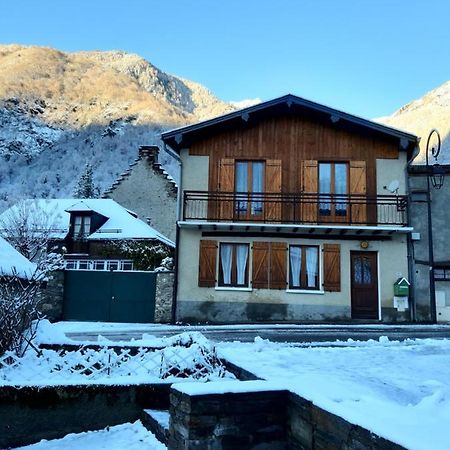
[0,338,232,386]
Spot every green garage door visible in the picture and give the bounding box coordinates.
[63,270,157,323]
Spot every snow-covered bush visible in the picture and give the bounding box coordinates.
[0,272,41,356]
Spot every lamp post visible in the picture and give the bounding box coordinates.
[425,129,443,323]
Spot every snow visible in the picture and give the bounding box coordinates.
[218,337,450,450]
[173,379,286,396]
[14,421,166,450]
[144,410,170,430]
[0,199,174,246]
[0,235,36,279]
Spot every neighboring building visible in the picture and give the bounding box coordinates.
[103,145,178,242]
[0,236,36,280]
[162,94,418,323]
[408,165,450,322]
[0,199,174,271]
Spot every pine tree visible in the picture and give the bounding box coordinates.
[73,163,100,198]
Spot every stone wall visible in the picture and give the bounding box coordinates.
[103,145,178,242]
[409,168,450,322]
[0,383,171,449]
[155,271,174,323]
[169,381,406,450]
[39,270,64,321]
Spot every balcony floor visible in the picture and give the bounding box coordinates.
[178,220,413,239]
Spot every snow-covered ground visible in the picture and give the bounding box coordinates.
[14,421,166,450]
[218,337,450,450]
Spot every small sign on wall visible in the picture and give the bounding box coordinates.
[393,296,409,311]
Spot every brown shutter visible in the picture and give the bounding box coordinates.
[349,161,367,224]
[264,160,282,222]
[252,242,269,289]
[198,240,217,287]
[269,242,287,289]
[323,244,340,292]
[301,160,318,223]
[218,158,235,220]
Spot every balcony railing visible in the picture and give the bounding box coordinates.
[183,191,408,226]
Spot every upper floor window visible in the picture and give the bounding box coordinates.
[218,242,249,287]
[73,215,91,239]
[235,161,265,215]
[319,162,348,217]
[289,245,319,290]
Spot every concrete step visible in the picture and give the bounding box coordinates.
[141,409,170,445]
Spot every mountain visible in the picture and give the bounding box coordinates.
[376,81,450,164]
[0,44,236,210]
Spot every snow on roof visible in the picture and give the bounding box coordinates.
[0,199,174,247]
[0,236,36,279]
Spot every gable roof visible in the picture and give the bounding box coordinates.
[0,199,174,247]
[162,94,419,153]
[0,236,36,279]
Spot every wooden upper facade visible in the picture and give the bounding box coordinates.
[162,95,418,228]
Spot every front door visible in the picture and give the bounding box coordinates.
[351,251,379,319]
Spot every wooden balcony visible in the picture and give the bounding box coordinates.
[182,191,408,227]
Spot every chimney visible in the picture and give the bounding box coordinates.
[139,145,160,164]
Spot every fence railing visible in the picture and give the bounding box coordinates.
[0,336,231,385]
[183,191,408,226]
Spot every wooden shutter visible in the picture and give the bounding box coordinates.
[301,160,318,223]
[323,244,340,292]
[264,160,282,222]
[252,242,269,289]
[269,242,287,289]
[198,240,217,287]
[349,161,367,224]
[218,158,235,220]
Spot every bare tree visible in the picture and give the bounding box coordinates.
[0,199,63,263]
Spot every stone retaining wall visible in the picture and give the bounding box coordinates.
[0,383,170,449]
[169,382,406,450]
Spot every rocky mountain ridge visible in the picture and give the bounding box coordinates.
[0,44,236,209]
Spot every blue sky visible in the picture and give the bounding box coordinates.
[1,0,449,118]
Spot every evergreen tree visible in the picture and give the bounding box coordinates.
[73,163,100,198]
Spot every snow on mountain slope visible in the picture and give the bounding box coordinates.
[0,44,237,210]
[376,81,450,164]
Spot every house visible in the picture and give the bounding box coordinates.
[408,164,450,322]
[103,145,178,242]
[0,198,174,271]
[0,236,36,280]
[162,94,418,323]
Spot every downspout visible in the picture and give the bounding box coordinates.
[163,142,182,324]
[406,141,421,322]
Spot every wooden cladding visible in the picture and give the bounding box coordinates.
[323,244,341,292]
[198,240,217,287]
[251,242,287,289]
[190,114,398,198]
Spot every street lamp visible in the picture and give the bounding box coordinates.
[425,129,443,323]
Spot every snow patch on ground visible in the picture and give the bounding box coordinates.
[218,337,450,450]
[14,421,166,450]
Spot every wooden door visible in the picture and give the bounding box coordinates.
[350,251,379,319]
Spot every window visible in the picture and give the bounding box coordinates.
[73,215,91,238]
[218,243,249,287]
[319,162,348,217]
[435,267,450,281]
[235,161,265,216]
[289,245,319,290]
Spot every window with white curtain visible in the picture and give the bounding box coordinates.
[289,245,319,290]
[319,163,348,217]
[73,215,91,238]
[235,161,265,216]
[218,243,249,287]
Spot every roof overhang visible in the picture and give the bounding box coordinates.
[162,94,419,155]
[178,221,413,239]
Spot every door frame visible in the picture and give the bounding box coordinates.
[350,250,380,320]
